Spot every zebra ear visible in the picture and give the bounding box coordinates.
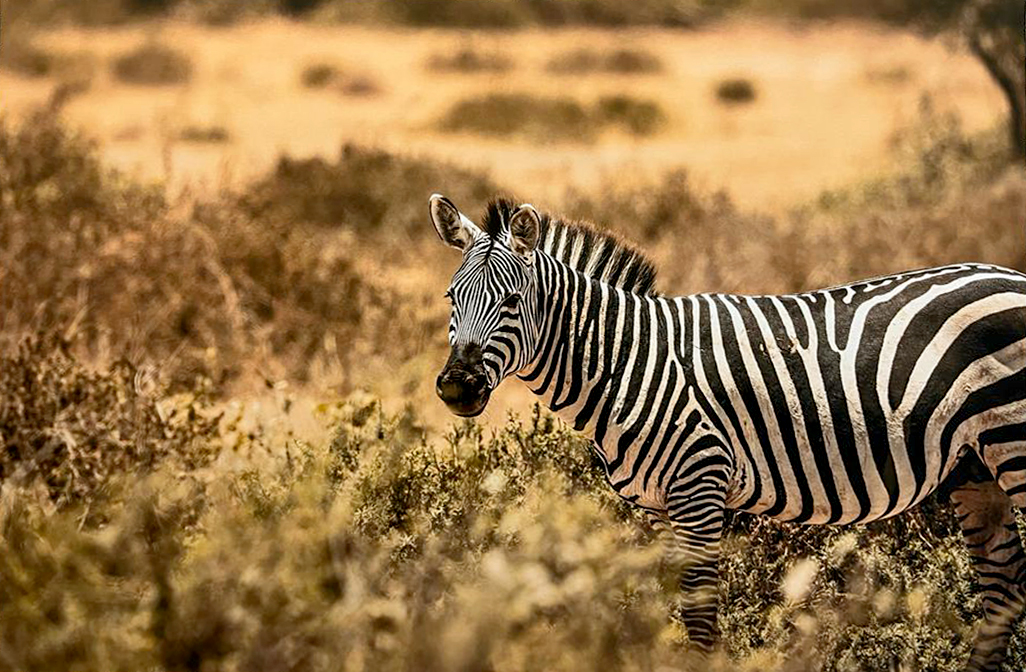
[430,194,480,251]
[509,204,540,260]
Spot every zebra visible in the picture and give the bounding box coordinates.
[429,194,1026,670]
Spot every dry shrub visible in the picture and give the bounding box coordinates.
[177,124,231,143]
[596,94,666,135]
[299,62,340,88]
[2,391,1023,670]
[299,63,380,96]
[111,42,192,85]
[7,0,716,27]
[440,93,595,142]
[566,112,1024,296]
[781,111,1026,291]
[0,112,487,389]
[546,47,662,75]
[237,144,501,236]
[0,333,218,508]
[427,46,514,73]
[0,398,674,672]
[0,110,247,389]
[715,77,757,105]
[440,93,666,142]
[0,36,55,77]
[565,169,781,294]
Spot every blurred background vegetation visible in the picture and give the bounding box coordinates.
[0,0,1023,669]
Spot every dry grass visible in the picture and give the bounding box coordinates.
[1,22,1005,211]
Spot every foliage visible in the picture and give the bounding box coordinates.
[0,333,218,508]
[546,48,663,75]
[715,77,757,104]
[0,112,479,389]
[177,124,231,143]
[565,111,1024,296]
[299,63,381,95]
[426,47,514,74]
[236,144,501,236]
[1,104,1024,671]
[3,0,716,27]
[3,383,1025,670]
[440,93,667,142]
[111,42,193,86]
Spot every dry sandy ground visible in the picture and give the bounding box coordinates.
[1,19,1005,212]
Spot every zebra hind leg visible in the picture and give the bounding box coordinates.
[948,474,1026,672]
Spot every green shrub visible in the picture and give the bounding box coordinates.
[111,42,192,85]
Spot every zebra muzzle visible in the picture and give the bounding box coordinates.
[436,344,491,417]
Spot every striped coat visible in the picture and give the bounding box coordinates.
[430,195,1026,671]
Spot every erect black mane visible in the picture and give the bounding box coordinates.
[481,198,658,296]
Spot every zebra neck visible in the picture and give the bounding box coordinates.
[518,255,688,469]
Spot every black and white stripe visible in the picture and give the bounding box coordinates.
[431,197,1026,671]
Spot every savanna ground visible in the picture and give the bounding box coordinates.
[1,1,1025,670]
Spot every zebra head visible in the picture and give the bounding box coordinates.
[429,194,543,417]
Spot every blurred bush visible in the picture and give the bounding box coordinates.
[426,46,514,74]
[440,93,667,142]
[715,77,758,105]
[299,63,381,96]
[546,47,663,75]
[4,0,714,26]
[565,110,1024,296]
[0,112,494,390]
[595,95,667,135]
[440,93,595,142]
[177,124,231,143]
[111,42,193,86]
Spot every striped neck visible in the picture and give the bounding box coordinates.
[518,252,688,471]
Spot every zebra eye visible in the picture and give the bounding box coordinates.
[500,293,521,309]
[443,290,454,303]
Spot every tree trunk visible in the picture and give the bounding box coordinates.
[965,4,1026,163]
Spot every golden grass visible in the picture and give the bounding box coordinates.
[2,20,1005,211]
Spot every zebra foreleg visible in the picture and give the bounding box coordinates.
[666,477,728,656]
[949,478,1026,672]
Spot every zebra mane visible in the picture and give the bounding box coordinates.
[481,198,658,296]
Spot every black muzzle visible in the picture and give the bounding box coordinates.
[436,343,490,417]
